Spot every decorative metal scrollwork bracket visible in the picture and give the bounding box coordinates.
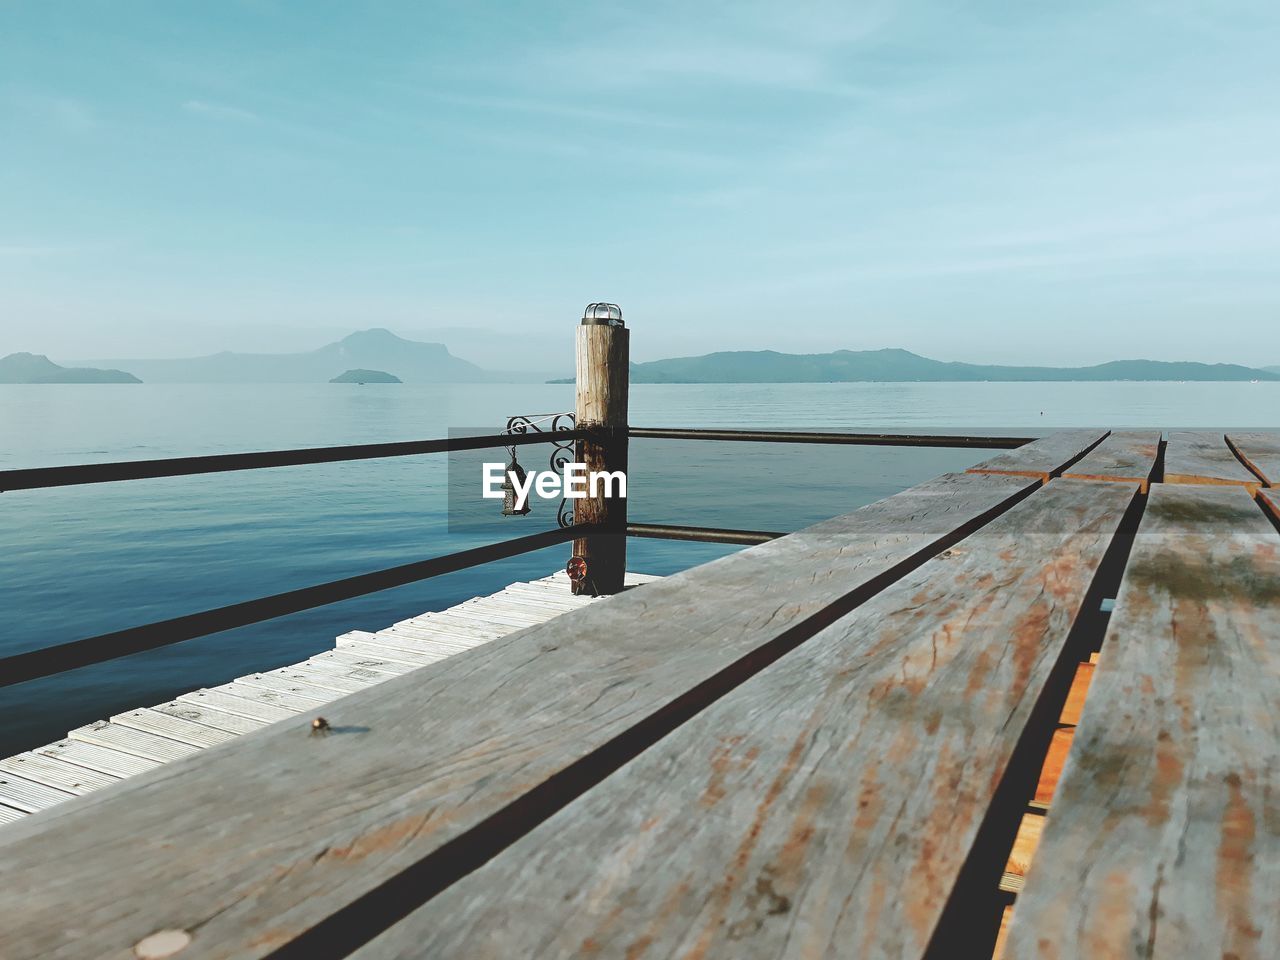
[503,413,577,527]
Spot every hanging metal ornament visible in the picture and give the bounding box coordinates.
[500,450,531,516]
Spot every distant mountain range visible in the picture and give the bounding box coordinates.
[593,348,1280,383]
[0,352,140,384]
[7,330,1277,385]
[75,329,485,383]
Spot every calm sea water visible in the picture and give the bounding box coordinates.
[2,380,1276,756]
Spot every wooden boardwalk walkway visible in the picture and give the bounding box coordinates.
[0,429,1276,960]
[0,571,660,824]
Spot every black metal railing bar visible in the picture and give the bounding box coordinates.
[0,525,592,689]
[0,430,591,493]
[628,428,1033,448]
[626,523,783,546]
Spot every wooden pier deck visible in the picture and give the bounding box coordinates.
[0,571,660,823]
[1,429,1276,960]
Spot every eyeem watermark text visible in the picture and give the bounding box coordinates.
[482,463,626,512]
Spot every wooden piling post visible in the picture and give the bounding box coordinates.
[571,303,629,595]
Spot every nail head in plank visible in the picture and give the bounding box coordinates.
[111,708,239,749]
[151,700,271,735]
[1225,431,1280,487]
[233,671,362,701]
[338,639,452,667]
[69,721,202,764]
[352,479,1137,960]
[217,681,334,712]
[250,666,374,695]
[1062,430,1161,492]
[1004,484,1280,959]
[0,472,1039,958]
[32,739,162,778]
[313,648,413,675]
[0,770,78,813]
[966,429,1109,482]
[1164,430,1261,493]
[176,689,298,724]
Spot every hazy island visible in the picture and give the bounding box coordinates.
[550,348,1280,384]
[330,368,401,383]
[0,352,141,384]
[79,329,484,383]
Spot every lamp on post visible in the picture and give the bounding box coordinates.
[581,302,624,327]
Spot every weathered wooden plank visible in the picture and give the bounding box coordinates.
[301,655,408,682]
[69,721,202,764]
[0,753,119,795]
[249,665,375,695]
[151,700,272,735]
[1062,430,1161,492]
[0,770,77,813]
[967,429,1109,482]
[388,617,503,643]
[1005,484,1280,959]
[352,479,1137,960]
[217,681,333,711]
[110,708,238,749]
[367,630,477,658]
[31,739,162,778]
[403,612,508,638]
[337,639,454,667]
[451,602,544,626]
[233,671,361,702]
[377,631,485,659]
[497,586,592,607]
[467,596,564,620]
[1226,431,1280,486]
[175,689,298,724]
[1164,430,1261,493]
[0,471,1038,959]
[385,621,490,647]
[311,648,413,675]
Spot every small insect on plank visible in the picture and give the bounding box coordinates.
[310,717,331,737]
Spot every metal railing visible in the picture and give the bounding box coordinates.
[0,426,1029,688]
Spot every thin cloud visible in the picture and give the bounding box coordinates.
[407,89,688,131]
[182,99,259,122]
[3,89,96,133]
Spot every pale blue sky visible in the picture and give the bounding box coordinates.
[2,1,1277,369]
